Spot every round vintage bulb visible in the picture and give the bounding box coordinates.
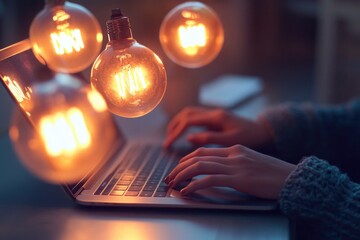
[29,0,103,73]
[91,9,167,118]
[9,74,117,184]
[160,1,224,68]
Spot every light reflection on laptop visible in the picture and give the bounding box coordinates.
[1,40,119,185]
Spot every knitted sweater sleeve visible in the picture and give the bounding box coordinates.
[257,99,360,181]
[280,156,360,239]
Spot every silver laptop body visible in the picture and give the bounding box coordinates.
[0,40,277,210]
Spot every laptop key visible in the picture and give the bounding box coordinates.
[121,176,134,181]
[132,180,146,186]
[135,176,148,181]
[95,169,117,195]
[95,181,109,195]
[117,180,131,185]
[140,191,153,197]
[125,191,139,196]
[110,190,125,196]
[159,181,168,187]
[154,192,167,197]
[156,186,169,192]
[102,178,119,195]
[147,180,160,185]
[114,185,128,191]
[143,184,156,191]
[129,185,142,191]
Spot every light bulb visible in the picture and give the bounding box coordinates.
[90,9,167,118]
[9,74,118,184]
[159,1,224,68]
[29,0,103,73]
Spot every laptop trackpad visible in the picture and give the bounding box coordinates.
[170,186,261,204]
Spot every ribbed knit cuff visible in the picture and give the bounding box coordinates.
[279,156,360,239]
[279,156,348,218]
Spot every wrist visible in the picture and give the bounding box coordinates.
[253,119,277,155]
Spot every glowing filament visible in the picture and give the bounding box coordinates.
[178,23,206,55]
[51,29,85,55]
[115,66,148,99]
[2,76,31,103]
[39,107,91,157]
[50,9,85,55]
[53,10,70,23]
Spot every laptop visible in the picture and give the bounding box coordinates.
[0,40,277,210]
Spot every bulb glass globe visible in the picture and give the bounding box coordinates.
[9,74,117,184]
[91,9,167,118]
[29,1,103,73]
[160,1,224,68]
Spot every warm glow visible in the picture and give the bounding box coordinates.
[2,76,32,103]
[182,10,199,19]
[115,66,148,99]
[39,107,91,158]
[96,33,103,43]
[52,9,71,23]
[9,80,118,184]
[59,217,156,240]
[50,10,85,55]
[51,29,85,55]
[91,42,167,118]
[159,2,224,68]
[29,2,103,73]
[87,90,107,112]
[90,10,167,118]
[178,23,206,55]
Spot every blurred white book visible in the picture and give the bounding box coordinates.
[199,75,263,109]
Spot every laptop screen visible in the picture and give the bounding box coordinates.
[0,41,125,195]
[0,42,45,127]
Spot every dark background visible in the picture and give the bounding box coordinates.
[1,0,360,134]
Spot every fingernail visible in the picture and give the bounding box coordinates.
[180,188,188,195]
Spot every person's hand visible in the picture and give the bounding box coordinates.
[163,107,273,150]
[164,145,296,199]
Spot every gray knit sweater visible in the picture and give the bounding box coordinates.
[260,99,360,239]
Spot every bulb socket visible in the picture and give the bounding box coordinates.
[106,8,133,41]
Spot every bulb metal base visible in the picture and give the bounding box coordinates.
[106,8,133,41]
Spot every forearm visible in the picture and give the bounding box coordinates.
[258,99,360,166]
[280,156,360,239]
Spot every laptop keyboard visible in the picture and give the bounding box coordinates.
[94,144,179,197]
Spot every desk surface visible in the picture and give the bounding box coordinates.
[0,96,290,240]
